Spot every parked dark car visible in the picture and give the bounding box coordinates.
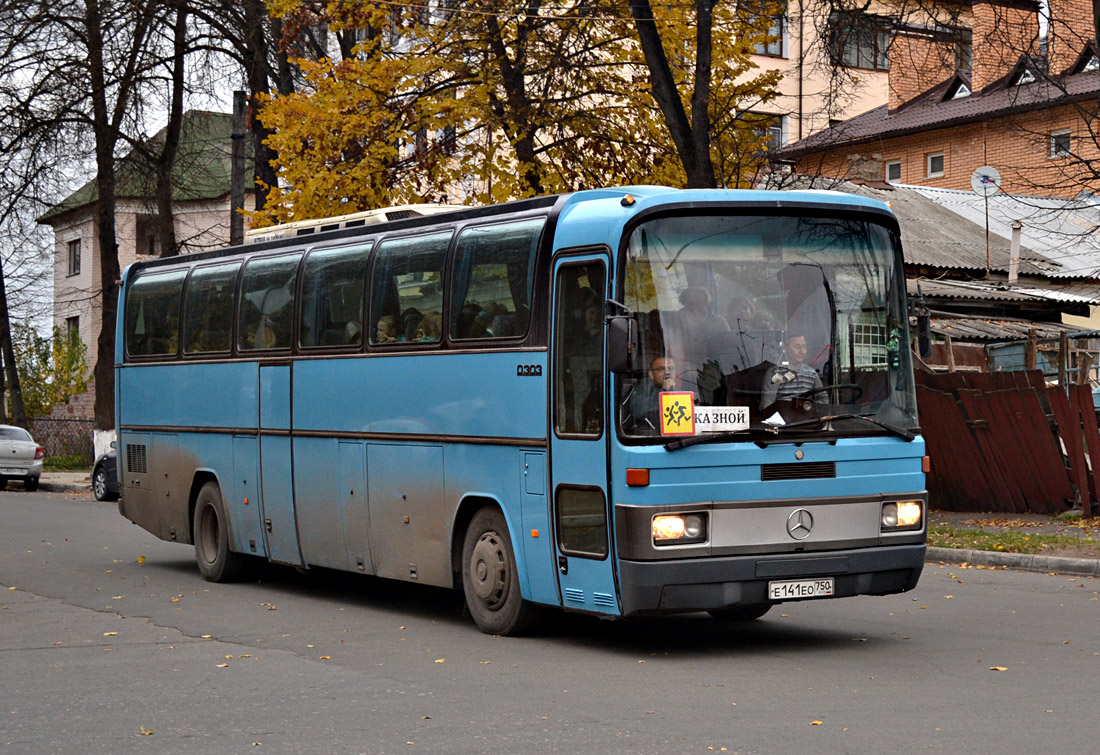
[92,449,119,501]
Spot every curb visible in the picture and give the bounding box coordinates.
[927,546,1100,577]
[38,480,89,494]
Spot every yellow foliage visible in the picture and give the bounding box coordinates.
[252,0,785,226]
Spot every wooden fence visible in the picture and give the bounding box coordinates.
[917,370,1096,515]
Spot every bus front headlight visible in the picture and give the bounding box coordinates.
[882,501,923,531]
[652,513,707,545]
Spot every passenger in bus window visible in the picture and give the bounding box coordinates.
[624,354,677,434]
[415,311,442,342]
[761,334,824,409]
[376,314,400,343]
[401,308,423,341]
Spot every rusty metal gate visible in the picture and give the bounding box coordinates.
[917,370,1094,515]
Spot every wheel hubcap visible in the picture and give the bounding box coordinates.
[469,531,508,609]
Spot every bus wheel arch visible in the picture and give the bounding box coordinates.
[458,503,541,635]
[191,477,245,582]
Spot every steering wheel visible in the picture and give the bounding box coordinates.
[797,383,863,404]
[796,380,862,405]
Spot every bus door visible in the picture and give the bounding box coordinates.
[258,363,303,565]
[549,253,619,615]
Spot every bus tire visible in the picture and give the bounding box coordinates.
[461,507,539,636]
[707,604,772,622]
[193,481,244,582]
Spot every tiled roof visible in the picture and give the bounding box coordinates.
[777,65,1100,158]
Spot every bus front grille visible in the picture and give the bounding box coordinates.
[760,461,836,481]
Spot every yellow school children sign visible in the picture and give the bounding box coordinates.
[659,392,695,436]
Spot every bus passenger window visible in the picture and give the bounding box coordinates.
[369,231,450,346]
[183,262,240,354]
[125,269,186,358]
[238,254,301,351]
[450,218,543,340]
[299,244,370,348]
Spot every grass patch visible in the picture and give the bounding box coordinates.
[929,524,1100,558]
[43,453,89,471]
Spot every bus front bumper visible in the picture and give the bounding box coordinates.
[617,544,925,616]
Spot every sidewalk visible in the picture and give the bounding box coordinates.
[38,469,91,493]
[928,509,1100,577]
[31,470,1100,576]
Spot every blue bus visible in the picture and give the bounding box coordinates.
[115,186,926,634]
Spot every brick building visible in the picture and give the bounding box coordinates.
[776,0,1100,199]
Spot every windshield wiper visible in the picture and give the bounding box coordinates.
[663,413,913,451]
[776,413,915,441]
[664,430,751,451]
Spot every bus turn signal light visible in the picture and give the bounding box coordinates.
[626,468,650,486]
[922,456,931,473]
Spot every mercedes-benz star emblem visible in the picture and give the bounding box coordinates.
[786,509,814,540]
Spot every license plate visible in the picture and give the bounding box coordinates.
[1,468,25,476]
[768,578,835,600]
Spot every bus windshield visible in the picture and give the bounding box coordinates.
[619,212,918,441]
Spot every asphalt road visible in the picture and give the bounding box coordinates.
[2,489,1098,755]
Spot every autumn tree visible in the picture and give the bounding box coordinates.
[13,324,89,419]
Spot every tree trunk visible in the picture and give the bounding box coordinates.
[156,1,188,258]
[85,0,123,433]
[628,0,716,188]
[243,0,278,210]
[0,254,26,426]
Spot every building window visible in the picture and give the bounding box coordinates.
[852,322,887,367]
[926,152,944,178]
[1051,129,1071,157]
[885,160,901,183]
[746,6,787,58]
[743,112,787,153]
[66,239,81,277]
[65,316,79,343]
[829,12,890,71]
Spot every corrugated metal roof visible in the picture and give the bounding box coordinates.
[931,315,1083,341]
[908,277,1097,304]
[906,186,1100,278]
[773,178,1073,277]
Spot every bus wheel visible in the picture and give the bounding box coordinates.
[707,604,772,622]
[461,507,539,636]
[193,481,244,582]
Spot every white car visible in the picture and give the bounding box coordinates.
[0,424,43,492]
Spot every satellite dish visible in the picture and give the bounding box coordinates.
[971,167,1002,197]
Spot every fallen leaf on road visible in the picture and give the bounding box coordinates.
[201,635,212,639]
[810,720,823,726]
[103,632,117,637]
[136,556,146,564]
[319,656,331,660]
[140,727,154,736]
[216,663,229,668]
[990,666,1008,671]
[434,658,445,663]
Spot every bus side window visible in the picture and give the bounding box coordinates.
[553,262,606,436]
[238,253,301,352]
[298,244,370,348]
[125,269,186,358]
[450,218,543,340]
[369,231,450,346]
[183,262,240,354]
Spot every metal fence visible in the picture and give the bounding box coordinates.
[28,418,95,465]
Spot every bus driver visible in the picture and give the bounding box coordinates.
[761,334,824,409]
